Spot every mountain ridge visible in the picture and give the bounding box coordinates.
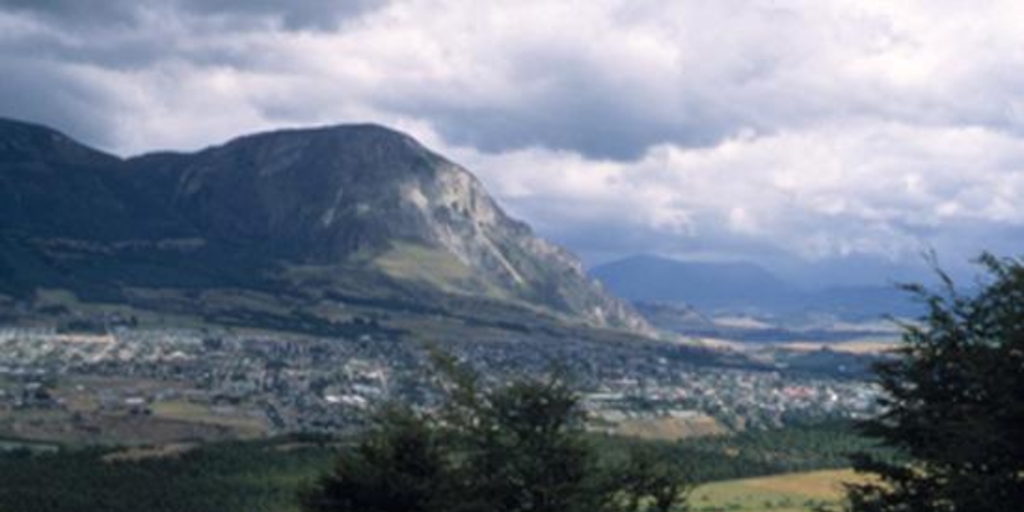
[0,117,648,335]
[591,254,919,322]
[591,254,801,309]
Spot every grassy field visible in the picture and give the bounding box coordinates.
[691,469,864,512]
[0,437,59,453]
[150,400,268,437]
[599,414,727,441]
[780,339,899,354]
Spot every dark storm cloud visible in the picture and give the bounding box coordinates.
[0,57,122,150]
[0,0,141,27]
[391,54,738,160]
[4,0,1015,161]
[0,0,388,32]
[0,28,253,71]
[408,90,733,162]
[176,0,389,31]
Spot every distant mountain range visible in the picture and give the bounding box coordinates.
[0,118,647,336]
[591,255,800,309]
[591,254,921,324]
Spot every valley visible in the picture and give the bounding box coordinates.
[3,2,1020,510]
[0,321,881,446]
[0,117,891,449]
[0,118,897,512]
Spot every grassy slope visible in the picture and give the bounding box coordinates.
[374,241,495,296]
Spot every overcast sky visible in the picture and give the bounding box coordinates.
[2,0,1023,283]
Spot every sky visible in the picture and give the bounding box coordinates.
[2,0,1023,285]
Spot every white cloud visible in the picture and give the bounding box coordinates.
[455,120,1024,265]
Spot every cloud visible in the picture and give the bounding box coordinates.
[0,0,388,31]
[1,0,1023,280]
[6,0,1024,155]
[0,56,123,148]
[454,120,1024,272]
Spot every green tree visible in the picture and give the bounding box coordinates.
[301,352,693,512]
[619,445,693,512]
[298,407,450,512]
[845,254,1024,512]
[432,352,621,512]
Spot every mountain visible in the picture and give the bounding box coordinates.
[771,252,933,290]
[590,255,801,310]
[591,254,920,323]
[0,118,647,335]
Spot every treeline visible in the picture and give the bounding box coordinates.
[595,420,892,485]
[0,437,336,512]
[0,422,882,512]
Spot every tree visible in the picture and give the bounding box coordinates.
[298,407,450,512]
[619,445,693,512]
[845,254,1024,512]
[301,352,693,512]
[429,351,622,512]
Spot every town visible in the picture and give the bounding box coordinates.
[0,325,882,445]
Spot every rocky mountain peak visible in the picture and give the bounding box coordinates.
[0,118,650,334]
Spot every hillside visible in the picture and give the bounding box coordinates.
[0,118,647,336]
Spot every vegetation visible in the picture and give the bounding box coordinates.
[0,420,876,512]
[619,445,694,512]
[0,348,891,512]
[0,436,337,512]
[300,354,692,512]
[690,469,865,512]
[295,354,891,512]
[844,254,1024,511]
[599,421,886,485]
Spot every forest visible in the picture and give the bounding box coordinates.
[0,422,879,512]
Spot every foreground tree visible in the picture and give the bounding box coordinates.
[298,407,449,512]
[446,379,612,512]
[845,254,1024,512]
[301,353,692,512]
[619,445,692,512]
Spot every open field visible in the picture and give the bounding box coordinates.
[601,414,727,441]
[0,408,251,445]
[0,437,59,453]
[692,336,898,356]
[691,469,866,512]
[101,442,199,462]
[779,339,899,355]
[150,401,268,437]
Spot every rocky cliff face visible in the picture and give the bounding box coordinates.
[0,118,648,333]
